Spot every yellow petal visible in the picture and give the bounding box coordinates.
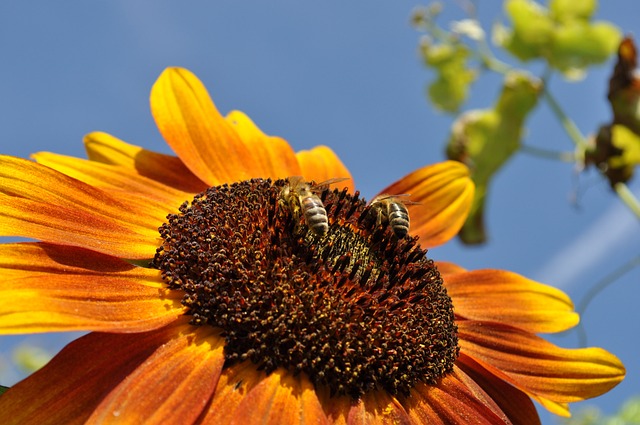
[296,146,355,192]
[0,243,184,333]
[435,261,467,277]
[84,131,207,193]
[89,327,224,425]
[458,320,626,416]
[0,325,186,425]
[0,156,161,259]
[151,67,258,185]
[32,151,192,208]
[348,391,412,425]
[377,160,474,248]
[446,269,579,333]
[225,110,302,179]
[228,369,329,425]
[200,360,266,424]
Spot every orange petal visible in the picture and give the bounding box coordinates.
[200,360,266,424]
[32,151,193,208]
[446,270,579,333]
[399,367,512,424]
[377,160,474,248]
[0,156,161,259]
[226,369,328,425]
[458,320,626,416]
[84,131,207,193]
[457,353,541,425]
[346,391,412,425]
[0,243,184,333]
[225,111,302,179]
[296,146,355,192]
[88,327,225,425]
[0,326,184,425]
[434,261,467,277]
[151,67,259,185]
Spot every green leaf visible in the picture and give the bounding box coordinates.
[422,41,477,113]
[549,0,596,22]
[497,0,621,78]
[550,21,622,76]
[0,385,9,396]
[499,0,554,61]
[446,71,541,244]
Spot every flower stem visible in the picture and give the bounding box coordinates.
[542,89,588,152]
[520,144,576,162]
[614,182,640,219]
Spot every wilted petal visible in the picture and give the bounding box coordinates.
[446,270,579,333]
[458,320,626,416]
[377,161,474,248]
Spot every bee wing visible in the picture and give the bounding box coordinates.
[368,193,420,206]
[310,177,350,192]
[286,176,306,187]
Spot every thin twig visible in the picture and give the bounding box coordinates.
[576,255,640,347]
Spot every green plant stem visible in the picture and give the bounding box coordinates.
[544,90,640,220]
[576,255,640,347]
[520,144,576,162]
[614,182,640,218]
[542,89,589,152]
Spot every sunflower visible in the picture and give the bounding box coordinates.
[0,67,624,424]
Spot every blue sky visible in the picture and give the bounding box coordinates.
[1,1,639,422]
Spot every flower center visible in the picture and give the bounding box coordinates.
[152,178,458,398]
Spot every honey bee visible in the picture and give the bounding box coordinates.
[280,176,348,236]
[368,194,416,239]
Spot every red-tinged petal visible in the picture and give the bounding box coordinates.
[150,67,257,186]
[435,261,467,276]
[88,326,225,425]
[0,243,184,333]
[0,156,161,259]
[346,391,412,425]
[400,368,511,425]
[457,353,541,425]
[225,110,302,179]
[199,361,266,424]
[446,270,579,333]
[0,325,184,425]
[296,146,355,192]
[458,321,626,416]
[377,161,474,248]
[228,369,329,425]
[32,151,193,207]
[84,132,207,194]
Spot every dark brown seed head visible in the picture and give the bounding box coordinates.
[152,178,458,398]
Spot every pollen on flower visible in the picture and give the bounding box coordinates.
[151,178,459,398]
